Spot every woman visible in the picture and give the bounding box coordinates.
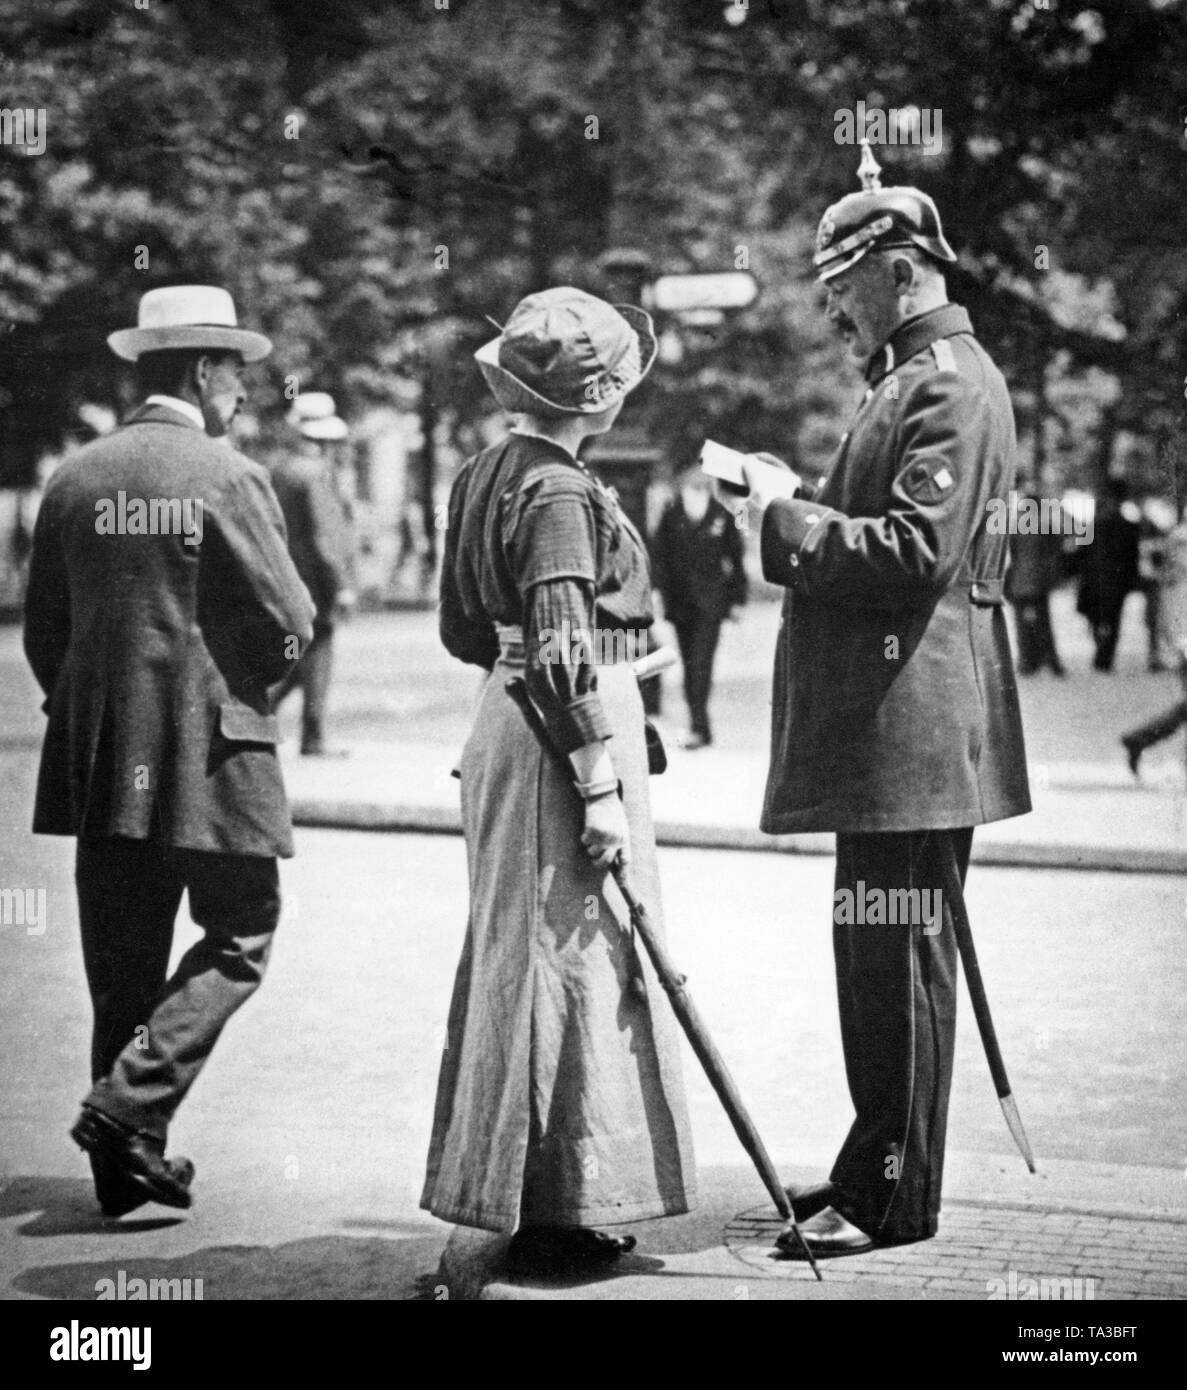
[421,288,696,1269]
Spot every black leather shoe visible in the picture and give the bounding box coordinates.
[506,1226,637,1272]
[89,1150,196,1217]
[784,1181,840,1222]
[776,1206,873,1258]
[71,1106,193,1211]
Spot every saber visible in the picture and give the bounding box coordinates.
[939,842,1037,1173]
[506,675,821,1278]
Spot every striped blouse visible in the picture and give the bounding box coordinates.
[439,432,655,752]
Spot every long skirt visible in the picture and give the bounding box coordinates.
[420,651,696,1232]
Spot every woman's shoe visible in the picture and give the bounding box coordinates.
[506,1226,637,1272]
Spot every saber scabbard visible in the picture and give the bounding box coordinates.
[940,843,1037,1173]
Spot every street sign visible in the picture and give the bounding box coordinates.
[647,271,758,314]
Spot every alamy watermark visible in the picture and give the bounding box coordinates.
[0,887,47,936]
[0,107,47,155]
[95,493,204,547]
[538,622,649,666]
[985,492,1092,546]
[50,1322,151,1369]
[96,1270,204,1301]
[834,101,941,156]
[987,1269,1097,1301]
[833,882,942,935]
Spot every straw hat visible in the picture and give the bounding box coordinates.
[475,287,656,416]
[288,391,349,441]
[108,286,272,363]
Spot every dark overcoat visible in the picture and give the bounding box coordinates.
[759,304,1031,834]
[269,454,353,630]
[24,403,316,857]
[650,493,748,622]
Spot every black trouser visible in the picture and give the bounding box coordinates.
[671,612,723,741]
[829,827,973,1243]
[273,627,335,751]
[78,836,280,1141]
[1011,595,1062,673]
[1124,658,1187,756]
[1090,596,1127,671]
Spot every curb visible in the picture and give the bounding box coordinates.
[290,799,1187,875]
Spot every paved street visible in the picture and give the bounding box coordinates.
[1,593,1184,1300]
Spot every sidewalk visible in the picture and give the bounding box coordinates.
[436,1153,1186,1301]
[283,736,1187,874]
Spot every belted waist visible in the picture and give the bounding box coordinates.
[967,577,1005,607]
[496,623,526,663]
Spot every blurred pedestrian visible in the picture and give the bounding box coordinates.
[422,288,695,1270]
[740,146,1030,1259]
[1076,477,1140,671]
[1005,489,1065,676]
[1137,496,1175,673]
[270,393,355,756]
[23,286,314,1217]
[1122,502,1187,775]
[650,459,748,747]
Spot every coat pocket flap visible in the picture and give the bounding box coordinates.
[218,703,280,744]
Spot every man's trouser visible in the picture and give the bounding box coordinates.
[829,826,973,1243]
[77,836,280,1141]
[671,612,723,741]
[274,627,334,751]
[1124,656,1187,758]
[1012,596,1061,673]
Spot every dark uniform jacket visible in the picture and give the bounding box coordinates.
[24,403,316,858]
[650,493,748,622]
[759,304,1031,834]
[269,454,353,631]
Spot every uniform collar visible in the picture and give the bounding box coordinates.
[865,304,973,385]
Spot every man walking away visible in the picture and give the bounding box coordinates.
[24,286,314,1216]
[650,459,748,749]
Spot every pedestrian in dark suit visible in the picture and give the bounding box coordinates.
[737,147,1031,1258]
[23,286,315,1216]
[270,392,355,756]
[1076,478,1141,671]
[650,462,748,747]
[1005,492,1066,676]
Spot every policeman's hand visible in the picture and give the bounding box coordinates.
[742,453,802,515]
[581,790,631,870]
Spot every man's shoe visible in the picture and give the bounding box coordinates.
[71,1106,193,1211]
[776,1205,873,1259]
[90,1151,195,1218]
[1121,735,1143,777]
[300,744,349,758]
[682,732,710,751]
[783,1181,840,1222]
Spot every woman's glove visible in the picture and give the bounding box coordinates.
[581,790,632,869]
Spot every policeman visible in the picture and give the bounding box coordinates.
[739,143,1031,1257]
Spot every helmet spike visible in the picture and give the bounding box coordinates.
[857,138,882,193]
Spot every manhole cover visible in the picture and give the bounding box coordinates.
[725,1205,819,1277]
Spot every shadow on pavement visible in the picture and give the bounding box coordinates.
[0,1176,184,1237]
[13,1233,446,1301]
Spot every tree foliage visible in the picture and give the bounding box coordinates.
[1,0,1183,499]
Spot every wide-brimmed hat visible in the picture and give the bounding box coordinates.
[288,391,348,441]
[475,287,657,415]
[108,285,273,363]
